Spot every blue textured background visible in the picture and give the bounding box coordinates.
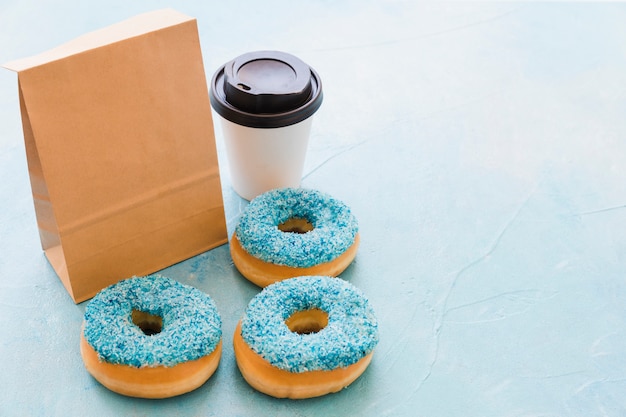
[2,2,626,416]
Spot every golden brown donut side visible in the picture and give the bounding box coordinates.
[230,233,360,287]
[80,333,222,399]
[233,321,373,399]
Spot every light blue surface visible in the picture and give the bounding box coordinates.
[2,2,626,416]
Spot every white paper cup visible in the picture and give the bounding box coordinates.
[210,51,323,200]
[218,115,313,201]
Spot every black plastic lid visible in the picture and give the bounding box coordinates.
[209,51,323,128]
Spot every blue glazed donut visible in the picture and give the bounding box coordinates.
[231,188,360,287]
[233,276,379,398]
[80,275,222,398]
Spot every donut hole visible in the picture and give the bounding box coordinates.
[278,217,314,234]
[285,308,329,335]
[131,309,163,336]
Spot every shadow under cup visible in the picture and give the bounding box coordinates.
[209,50,323,201]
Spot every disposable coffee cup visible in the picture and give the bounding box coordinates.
[209,51,323,200]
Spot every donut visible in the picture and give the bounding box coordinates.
[231,188,360,287]
[233,275,379,399]
[80,275,222,398]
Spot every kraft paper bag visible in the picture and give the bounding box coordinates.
[3,9,228,303]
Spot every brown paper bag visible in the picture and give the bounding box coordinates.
[3,9,228,303]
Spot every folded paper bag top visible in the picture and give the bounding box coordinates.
[4,9,193,72]
[3,9,228,303]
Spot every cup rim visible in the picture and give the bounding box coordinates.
[209,51,323,129]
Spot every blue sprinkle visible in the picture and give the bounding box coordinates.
[235,188,358,268]
[240,276,379,373]
[83,275,222,368]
